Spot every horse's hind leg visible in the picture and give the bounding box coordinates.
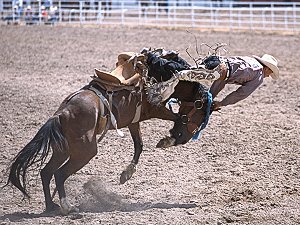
[54,140,97,215]
[40,149,69,212]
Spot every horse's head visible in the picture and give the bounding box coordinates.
[157,81,211,147]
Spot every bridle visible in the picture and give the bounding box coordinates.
[178,85,212,139]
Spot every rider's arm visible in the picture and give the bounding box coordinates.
[210,79,226,99]
[220,74,264,106]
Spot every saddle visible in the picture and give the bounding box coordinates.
[90,52,147,137]
[94,52,146,90]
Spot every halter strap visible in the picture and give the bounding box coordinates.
[177,85,212,141]
[192,91,213,140]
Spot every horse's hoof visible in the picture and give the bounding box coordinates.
[156,136,176,148]
[120,164,136,184]
[60,197,79,215]
[120,171,129,184]
[60,206,79,215]
[45,202,61,213]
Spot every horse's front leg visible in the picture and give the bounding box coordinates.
[120,122,142,184]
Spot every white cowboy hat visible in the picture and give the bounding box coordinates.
[253,54,279,80]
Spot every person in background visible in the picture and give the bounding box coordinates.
[41,5,48,23]
[25,5,33,25]
[210,54,279,111]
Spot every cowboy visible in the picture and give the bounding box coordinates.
[210,54,279,111]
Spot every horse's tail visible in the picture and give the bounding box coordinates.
[5,115,68,198]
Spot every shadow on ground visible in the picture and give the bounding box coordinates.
[0,179,197,222]
[0,211,60,222]
[79,179,198,213]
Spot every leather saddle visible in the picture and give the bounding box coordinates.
[94,52,146,88]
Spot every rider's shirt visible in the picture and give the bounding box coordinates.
[210,56,264,106]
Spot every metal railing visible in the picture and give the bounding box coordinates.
[1,0,299,32]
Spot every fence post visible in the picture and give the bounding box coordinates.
[191,1,194,27]
[173,2,176,26]
[97,1,101,23]
[229,2,232,31]
[167,0,170,26]
[284,9,288,30]
[262,10,265,29]
[12,3,15,23]
[121,1,124,25]
[293,3,296,32]
[0,0,3,12]
[271,3,274,30]
[210,1,213,28]
[59,0,62,22]
[250,3,253,30]
[138,0,141,25]
[38,0,41,24]
[80,1,83,24]
[155,1,158,21]
[238,10,241,29]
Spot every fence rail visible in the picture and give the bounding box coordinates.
[1,1,300,32]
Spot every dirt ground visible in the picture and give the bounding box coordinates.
[0,25,299,225]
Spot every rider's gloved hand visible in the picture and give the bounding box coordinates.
[211,101,223,111]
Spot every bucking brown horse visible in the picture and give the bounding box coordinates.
[5,56,211,215]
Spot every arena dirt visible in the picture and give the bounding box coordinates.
[0,25,299,225]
